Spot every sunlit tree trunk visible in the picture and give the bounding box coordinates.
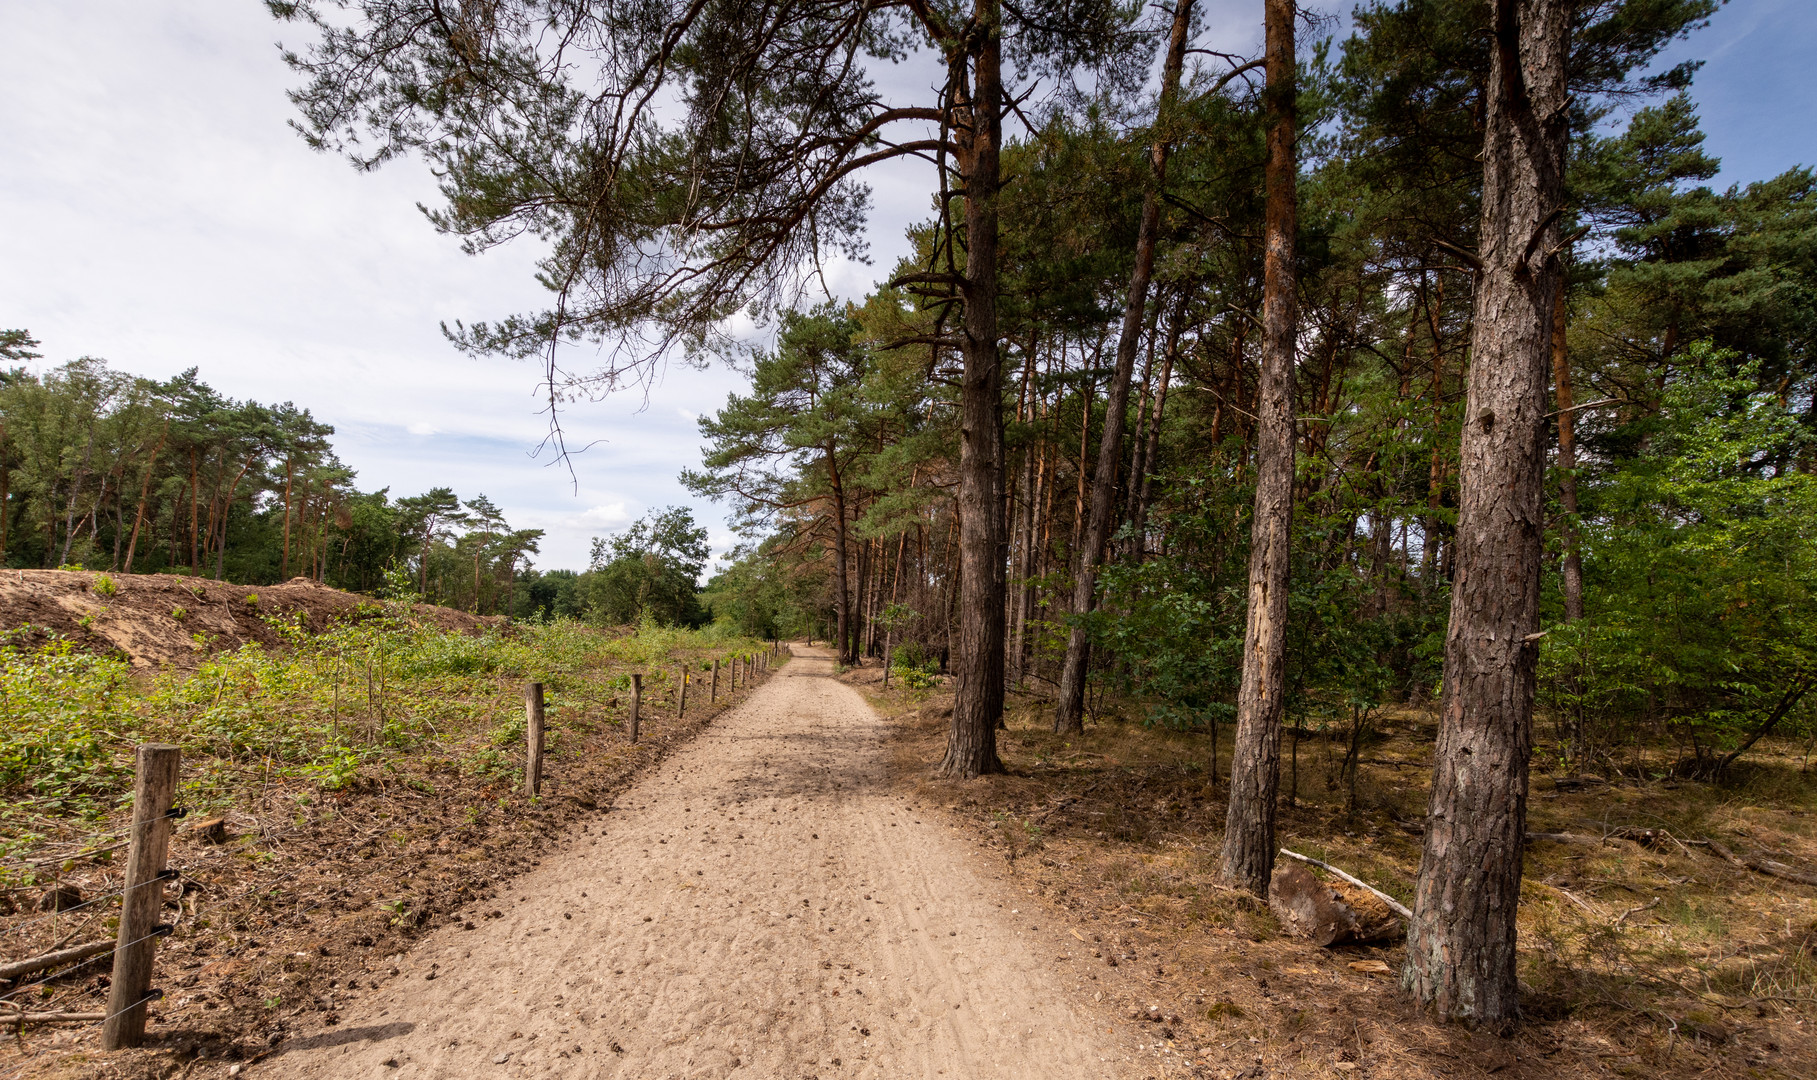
[1404,0,1569,1029]
[941,0,1008,777]
[1220,0,1298,896]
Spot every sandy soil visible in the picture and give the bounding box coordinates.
[0,569,497,667]
[254,646,1132,1080]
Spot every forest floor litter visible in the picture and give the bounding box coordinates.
[847,662,1817,1080]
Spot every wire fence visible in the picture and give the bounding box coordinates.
[0,657,787,1060]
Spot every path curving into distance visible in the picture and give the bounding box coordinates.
[256,644,1124,1079]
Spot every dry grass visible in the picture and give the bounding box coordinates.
[845,662,1817,1079]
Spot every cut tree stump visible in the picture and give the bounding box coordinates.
[1268,862,1402,946]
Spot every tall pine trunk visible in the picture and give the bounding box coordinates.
[1054,0,1195,734]
[940,0,1007,779]
[1403,0,1569,1028]
[1220,0,1297,896]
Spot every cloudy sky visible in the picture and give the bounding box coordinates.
[2,1,1809,572]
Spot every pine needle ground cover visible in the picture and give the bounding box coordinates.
[850,664,1817,1080]
[0,607,775,1078]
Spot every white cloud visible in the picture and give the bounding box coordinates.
[578,503,632,528]
[406,421,438,436]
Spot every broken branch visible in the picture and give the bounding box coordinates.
[1277,849,1412,920]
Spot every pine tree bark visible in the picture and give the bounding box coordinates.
[1220,0,1298,896]
[1403,0,1569,1028]
[939,0,1007,778]
[1054,0,1195,734]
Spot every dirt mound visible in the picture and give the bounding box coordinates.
[0,569,498,668]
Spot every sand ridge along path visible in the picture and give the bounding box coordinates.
[257,645,1128,1079]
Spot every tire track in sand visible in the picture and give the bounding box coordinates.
[255,645,1129,1079]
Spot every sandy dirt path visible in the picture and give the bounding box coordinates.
[256,646,1127,1079]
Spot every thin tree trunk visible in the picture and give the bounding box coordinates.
[58,427,97,567]
[852,531,871,661]
[188,451,200,571]
[1054,0,1195,733]
[122,425,167,573]
[1220,0,1298,896]
[1070,341,1092,562]
[1124,345,1155,550]
[1404,0,1570,1029]
[0,447,10,565]
[828,443,852,664]
[1132,302,1182,562]
[1010,336,1038,687]
[1422,276,1448,585]
[1551,275,1583,622]
[282,459,295,579]
[940,7,1007,777]
[213,453,258,581]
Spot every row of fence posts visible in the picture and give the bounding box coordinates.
[521,640,783,797]
[83,642,786,1048]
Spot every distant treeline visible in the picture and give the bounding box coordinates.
[0,340,717,627]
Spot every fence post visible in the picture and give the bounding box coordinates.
[629,673,642,743]
[711,659,719,703]
[102,744,180,1050]
[677,665,688,717]
[525,683,545,797]
[884,634,892,687]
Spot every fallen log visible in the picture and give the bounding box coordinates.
[1706,840,1817,887]
[1268,861,1403,946]
[1278,849,1413,920]
[0,939,114,983]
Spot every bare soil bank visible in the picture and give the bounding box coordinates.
[0,570,496,668]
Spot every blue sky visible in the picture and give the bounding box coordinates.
[0,1,1806,572]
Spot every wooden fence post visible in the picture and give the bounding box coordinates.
[711,659,719,703]
[677,665,688,717]
[629,674,642,743]
[524,682,545,796]
[102,744,180,1050]
[884,634,892,687]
